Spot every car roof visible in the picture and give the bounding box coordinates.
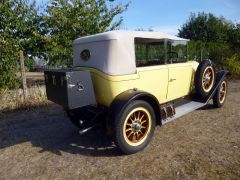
[73,30,189,44]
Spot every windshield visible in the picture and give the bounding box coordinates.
[167,40,188,63]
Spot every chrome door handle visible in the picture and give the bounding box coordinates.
[68,84,76,88]
[169,78,176,82]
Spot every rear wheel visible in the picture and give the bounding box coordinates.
[213,79,228,108]
[114,100,156,154]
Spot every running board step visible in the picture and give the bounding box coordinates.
[161,101,206,125]
[161,70,229,125]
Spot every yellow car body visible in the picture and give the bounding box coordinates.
[75,60,198,107]
[73,30,199,107]
[44,30,229,154]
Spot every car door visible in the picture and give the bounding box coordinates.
[167,62,193,101]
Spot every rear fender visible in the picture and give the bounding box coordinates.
[107,89,161,133]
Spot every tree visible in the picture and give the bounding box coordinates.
[178,12,240,76]
[227,23,240,52]
[43,0,129,65]
[0,0,129,90]
[0,0,48,52]
[178,12,231,42]
[178,12,239,63]
[0,0,37,91]
[0,0,52,70]
[0,36,20,92]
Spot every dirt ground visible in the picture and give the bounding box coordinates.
[0,80,239,180]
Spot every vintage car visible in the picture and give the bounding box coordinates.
[44,30,228,154]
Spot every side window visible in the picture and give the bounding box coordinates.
[135,43,146,64]
[148,44,165,63]
[167,40,188,64]
[135,38,166,67]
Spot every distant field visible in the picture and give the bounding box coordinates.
[0,80,239,179]
[25,72,44,86]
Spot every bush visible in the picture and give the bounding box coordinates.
[24,56,35,70]
[223,54,240,76]
[0,38,20,93]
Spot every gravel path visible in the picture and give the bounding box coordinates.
[0,80,239,180]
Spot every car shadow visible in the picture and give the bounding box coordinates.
[0,105,122,157]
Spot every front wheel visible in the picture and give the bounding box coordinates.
[213,79,228,108]
[114,100,156,154]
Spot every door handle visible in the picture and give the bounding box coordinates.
[169,78,176,82]
[68,84,76,88]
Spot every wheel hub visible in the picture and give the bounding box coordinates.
[204,74,211,82]
[132,121,141,132]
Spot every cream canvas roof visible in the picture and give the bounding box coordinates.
[73,30,189,76]
[74,30,188,44]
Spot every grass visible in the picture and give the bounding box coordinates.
[0,85,50,113]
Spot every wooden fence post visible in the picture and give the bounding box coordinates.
[19,50,28,99]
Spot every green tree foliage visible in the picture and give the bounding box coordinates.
[227,23,240,52]
[178,12,240,76]
[178,12,232,61]
[43,0,129,65]
[0,36,20,92]
[224,54,240,76]
[0,0,128,90]
[0,0,47,52]
[0,0,40,91]
[178,12,231,42]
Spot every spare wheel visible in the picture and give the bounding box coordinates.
[194,60,216,98]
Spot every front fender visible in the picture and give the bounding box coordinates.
[206,70,229,102]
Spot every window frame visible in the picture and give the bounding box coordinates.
[134,38,167,67]
[166,40,189,64]
[134,38,189,67]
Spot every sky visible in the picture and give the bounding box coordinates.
[119,0,240,35]
[36,0,240,35]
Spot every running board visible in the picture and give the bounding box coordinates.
[161,70,229,125]
[162,101,206,125]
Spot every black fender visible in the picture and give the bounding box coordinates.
[107,89,161,133]
[205,70,229,102]
[216,70,230,81]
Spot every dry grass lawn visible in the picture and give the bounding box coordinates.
[0,80,240,180]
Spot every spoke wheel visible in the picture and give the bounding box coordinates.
[202,66,215,93]
[114,100,156,154]
[195,60,216,98]
[219,81,227,103]
[213,79,228,108]
[123,107,151,146]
